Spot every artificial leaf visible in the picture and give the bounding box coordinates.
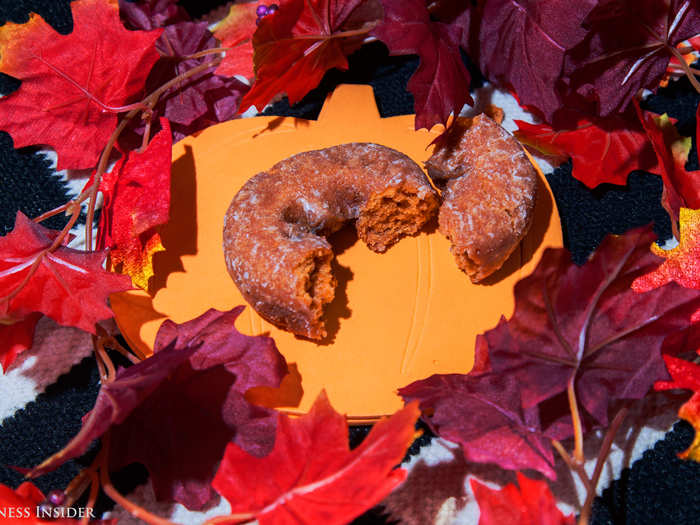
[636,105,700,230]
[399,372,557,479]
[0,0,162,170]
[118,0,190,31]
[212,391,419,525]
[633,207,700,291]
[565,0,700,117]
[151,22,249,129]
[654,354,700,460]
[0,212,132,333]
[0,313,41,372]
[29,307,288,510]
[470,472,575,525]
[212,1,265,79]
[239,0,382,113]
[0,481,75,524]
[120,21,249,148]
[477,226,700,433]
[371,0,472,130]
[514,110,658,188]
[97,119,171,289]
[476,0,597,123]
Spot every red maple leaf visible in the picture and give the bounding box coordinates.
[470,472,575,525]
[212,391,419,525]
[239,0,382,113]
[0,212,132,333]
[212,1,265,79]
[0,313,41,372]
[399,372,557,479]
[654,353,700,461]
[514,110,658,188]
[636,103,700,230]
[475,0,597,123]
[565,0,700,117]
[478,226,700,432]
[371,0,472,130]
[0,0,162,170]
[97,119,172,289]
[632,208,700,291]
[29,307,288,510]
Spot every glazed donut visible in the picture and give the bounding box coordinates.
[425,114,537,281]
[223,143,440,340]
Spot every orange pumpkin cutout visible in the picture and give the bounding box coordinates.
[111,85,563,422]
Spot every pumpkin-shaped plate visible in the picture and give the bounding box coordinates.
[111,85,563,422]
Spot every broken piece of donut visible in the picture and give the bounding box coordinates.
[426,114,538,282]
[223,143,440,340]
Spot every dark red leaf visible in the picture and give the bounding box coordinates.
[371,0,472,129]
[476,0,597,123]
[120,21,249,147]
[0,0,162,170]
[118,0,190,31]
[0,212,132,333]
[29,307,288,510]
[212,391,419,525]
[565,0,700,117]
[470,472,575,525]
[239,0,382,113]
[399,372,557,479]
[478,226,700,432]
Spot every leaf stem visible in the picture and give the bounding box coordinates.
[182,47,231,60]
[96,323,141,364]
[79,469,99,525]
[63,468,92,507]
[93,333,117,383]
[202,513,256,525]
[99,434,178,525]
[32,203,70,223]
[551,439,593,493]
[145,57,222,106]
[568,379,585,464]
[578,405,630,525]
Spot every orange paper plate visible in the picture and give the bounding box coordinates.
[111,85,563,422]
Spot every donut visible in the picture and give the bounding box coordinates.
[425,114,537,282]
[223,143,440,340]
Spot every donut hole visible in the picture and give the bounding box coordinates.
[357,186,439,252]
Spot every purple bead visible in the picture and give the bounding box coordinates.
[255,16,261,25]
[48,490,65,506]
[256,5,269,17]
[268,4,279,13]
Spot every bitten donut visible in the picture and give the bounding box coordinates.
[425,114,537,281]
[223,143,440,340]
